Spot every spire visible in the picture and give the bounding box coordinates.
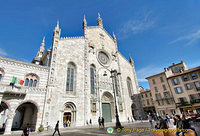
[32,37,45,64]
[129,55,134,66]
[113,32,116,43]
[97,13,103,27]
[56,20,59,29]
[36,37,45,57]
[53,20,61,38]
[82,15,87,29]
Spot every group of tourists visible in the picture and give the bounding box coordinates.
[147,112,198,136]
[98,117,104,128]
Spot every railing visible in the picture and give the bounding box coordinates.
[190,99,200,104]
[176,101,190,107]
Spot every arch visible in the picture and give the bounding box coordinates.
[63,102,77,127]
[131,103,137,120]
[12,101,38,131]
[25,73,39,80]
[0,101,9,128]
[101,92,114,123]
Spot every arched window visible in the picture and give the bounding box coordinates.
[24,73,39,88]
[66,62,76,91]
[90,65,95,94]
[25,78,29,86]
[29,79,33,87]
[127,77,133,97]
[0,67,5,81]
[33,80,37,87]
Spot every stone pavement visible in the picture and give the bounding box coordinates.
[2,120,200,136]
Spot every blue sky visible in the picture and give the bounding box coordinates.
[0,0,200,89]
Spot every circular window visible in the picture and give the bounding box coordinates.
[97,51,110,66]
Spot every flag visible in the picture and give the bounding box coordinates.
[20,80,24,85]
[11,77,17,88]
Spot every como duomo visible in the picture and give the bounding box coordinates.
[0,14,140,134]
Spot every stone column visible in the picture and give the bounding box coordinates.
[4,110,14,135]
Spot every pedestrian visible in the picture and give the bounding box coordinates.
[90,119,92,126]
[128,117,130,123]
[52,120,61,136]
[166,114,170,123]
[67,120,71,127]
[148,113,153,128]
[23,123,30,136]
[158,116,168,129]
[101,117,104,128]
[86,120,89,126]
[98,117,101,128]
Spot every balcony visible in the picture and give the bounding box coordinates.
[190,99,200,104]
[176,101,190,107]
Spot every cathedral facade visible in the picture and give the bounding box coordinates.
[0,14,139,134]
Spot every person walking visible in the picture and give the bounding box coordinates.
[52,120,61,136]
[98,117,101,128]
[148,113,153,128]
[101,117,104,128]
[90,119,92,126]
[23,123,30,136]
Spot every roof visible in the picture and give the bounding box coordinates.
[145,72,165,79]
[168,66,200,78]
[140,89,151,93]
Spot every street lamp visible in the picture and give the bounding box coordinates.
[104,69,122,129]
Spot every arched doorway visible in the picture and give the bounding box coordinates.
[101,92,114,123]
[63,102,76,127]
[0,101,9,134]
[131,104,137,120]
[12,102,38,131]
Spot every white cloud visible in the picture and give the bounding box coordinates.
[136,65,163,83]
[0,48,8,56]
[117,12,156,39]
[169,29,200,45]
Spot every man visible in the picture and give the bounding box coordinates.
[101,117,104,128]
[148,113,153,128]
[174,115,184,136]
[98,117,101,128]
[52,120,61,136]
[23,123,30,136]
[158,116,168,129]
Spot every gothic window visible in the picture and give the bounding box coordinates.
[66,62,76,91]
[127,77,133,97]
[24,73,39,87]
[29,79,33,87]
[33,80,37,87]
[90,65,95,94]
[0,67,5,81]
[25,78,29,86]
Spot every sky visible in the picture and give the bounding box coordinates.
[0,0,200,89]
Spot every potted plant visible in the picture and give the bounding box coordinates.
[38,124,44,132]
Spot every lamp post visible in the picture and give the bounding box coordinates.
[104,69,122,129]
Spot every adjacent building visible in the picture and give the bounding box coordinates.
[146,61,200,117]
[0,14,141,134]
[139,87,155,118]
[146,72,176,116]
